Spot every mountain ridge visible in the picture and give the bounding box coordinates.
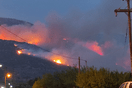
[0,17,33,26]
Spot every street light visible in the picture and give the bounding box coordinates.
[5,73,12,88]
[0,64,2,68]
[6,73,11,78]
[0,65,13,88]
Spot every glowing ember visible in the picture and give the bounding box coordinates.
[63,38,67,40]
[14,44,17,47]
[17,50,22,55]
[33,54,36,56]
[28,53,31,55]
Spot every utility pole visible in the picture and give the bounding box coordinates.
[114,0,132,76]
[4,67,7,88]
[78,57,80,73]
[85,60,87,71]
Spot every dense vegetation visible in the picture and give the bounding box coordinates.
[31,66,132,88]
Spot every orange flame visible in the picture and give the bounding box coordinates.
[17,50,22,55]
[14,44,17,47]
[53,59,62,64]
[49,55,66,65]
[28,53,31,55]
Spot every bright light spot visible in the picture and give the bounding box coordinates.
[6,73,11,78]
[10,85,13,88]
[7,74,11,78]
[0,64,2,68]
[49,55,69,65]
[8,83,10,85]
[17,50,22,55]
[56,60,61,64]
[1,86,5,88]
[53,59,62,64]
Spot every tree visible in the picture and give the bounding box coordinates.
[75,67,132,88]
[53,66,78,88]
[32,66,79,88]
[32,73,54,88]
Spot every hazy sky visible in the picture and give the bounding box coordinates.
[0,0,132,72]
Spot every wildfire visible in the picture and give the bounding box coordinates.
[17,50,22,55]
[28,38,39,45]
[47,54,70,65]
[14,44,17,47]
[28,53,31,55]
[53,59,62,64]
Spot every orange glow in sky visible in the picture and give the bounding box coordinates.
[0,26,46,46]
[27,38,40,45]
[82,41,104,56]
[90,44,104,56]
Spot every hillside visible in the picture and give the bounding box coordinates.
[0,39,68,82]
[0,17,68,82]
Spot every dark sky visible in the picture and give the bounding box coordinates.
[0,0,126,23]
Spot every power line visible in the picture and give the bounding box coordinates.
[0,25,27,42]
[0,25,86,61]
[0,25,129,63]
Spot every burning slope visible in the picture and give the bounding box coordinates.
[54,60,62,64]
[0,39,69,81]
[0,20,105,57]
[6,21,105,66]
[50,55,66,65]
[0,17,129,71]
